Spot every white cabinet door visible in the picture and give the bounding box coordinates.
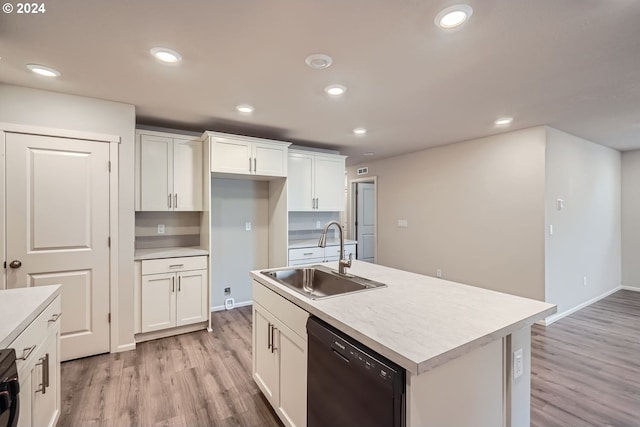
[141,272,177,332]
[253,304,279,406]
[210,137,252,174]
[176,269,208,326]
[173,139,203,211]
[315,155,346,211]
[139,134,173,211]
[31,331,59,427]
[277,325,307,427]
[287,153,314,210]
[253,142,287,177]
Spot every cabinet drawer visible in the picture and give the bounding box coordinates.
[10,295,61,375]
[288,258,324,266]
[253,281,308,339]
[141,256,207,275]
[288,247,324,261]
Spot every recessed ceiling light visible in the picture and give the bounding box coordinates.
[364,152,375,157]
[435,4,473,29]
[150,47,182,64]
[325,84,347,96]
[236,104,255,114]
[353,127,367,135]
[26,64,60,77]
[305,54,333,69]
[494,117,514,126]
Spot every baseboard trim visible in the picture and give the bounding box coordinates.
[116,343,136,353]
[134,322,208,343]
[211,300,253,312]
[621,285,640,292]
[541,286,621,326]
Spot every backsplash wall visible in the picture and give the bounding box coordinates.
[288,211,340,242]
[135,211,201,248]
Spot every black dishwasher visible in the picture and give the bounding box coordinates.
[307,317,405,427]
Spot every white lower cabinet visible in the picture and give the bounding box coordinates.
[288,244,356,266]
[12,295,61,427]
[253,281,308,427]
[140,256,208,333]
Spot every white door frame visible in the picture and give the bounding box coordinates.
[0,123,121,355]
[349,176,378,263]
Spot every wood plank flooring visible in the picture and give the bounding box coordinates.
[531,290,640,427]
[59,306,282,427]
[59,290,640,427]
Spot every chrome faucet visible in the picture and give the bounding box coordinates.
[318,221,352,275]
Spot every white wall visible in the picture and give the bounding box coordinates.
[0,84,136,351]
[211,178,269,309]
[347,127,547,300]
[621,150,640,289]
[544,127,621,317]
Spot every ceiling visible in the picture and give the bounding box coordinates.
[1,0,639,165]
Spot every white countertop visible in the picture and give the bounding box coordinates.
[251,261,556,376]
[134,247,209,261]
[0,285,61,348]
[289,239,357,249]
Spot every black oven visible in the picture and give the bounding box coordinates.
[0,349,19,427]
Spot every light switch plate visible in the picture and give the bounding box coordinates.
[245,222,252,231]
[397,219,408,228]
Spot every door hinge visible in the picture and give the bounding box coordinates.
[108,237,111,247]
[108,313,111,323]
[3,261,5,269]
[108,161,111,172]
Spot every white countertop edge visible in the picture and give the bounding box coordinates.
[134,247,209,261]
[0,285,61,348]
[288,239,357,249]
[250,267,555,376]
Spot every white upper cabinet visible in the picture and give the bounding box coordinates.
[204,131,290,177]
[288,149,347,211]
[135,130,203,211]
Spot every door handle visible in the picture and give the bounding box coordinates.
[168,194,172,209]
[9,260,22,269]
[178,276,181,292]
[253,157,257,173]
[174,194,178,208]
[267,323,272,350]
[172,276,175,293]
[249,157,252,173]
[17,345,36,361]
[35,353,49,394]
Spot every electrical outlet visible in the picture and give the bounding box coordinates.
[513,348,524,379]
[157,224,165,234]
[224,287,231,295]
[316,221,322,229]
[245,221,252,231]
[436,269,442,278]
[397,219,408,228]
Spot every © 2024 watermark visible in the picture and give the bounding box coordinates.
[3,2,47,14]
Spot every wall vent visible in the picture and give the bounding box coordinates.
[357,167,369,176]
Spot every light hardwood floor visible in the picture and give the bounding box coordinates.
[531,289,640,427]
[59,290,640,427]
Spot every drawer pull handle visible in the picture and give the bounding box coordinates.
[169,264,184,268]
[303,253,313,256]
[48,313,61,323]
[17,345,37,361]
[35,353,49,394]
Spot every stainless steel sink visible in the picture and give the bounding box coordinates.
[260,265,386,300]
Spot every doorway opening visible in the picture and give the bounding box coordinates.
[350,177,377,263]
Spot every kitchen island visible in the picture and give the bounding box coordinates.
[250,260,556,427]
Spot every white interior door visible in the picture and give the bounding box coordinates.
[6,132,111,361]
[356,182,376,263]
